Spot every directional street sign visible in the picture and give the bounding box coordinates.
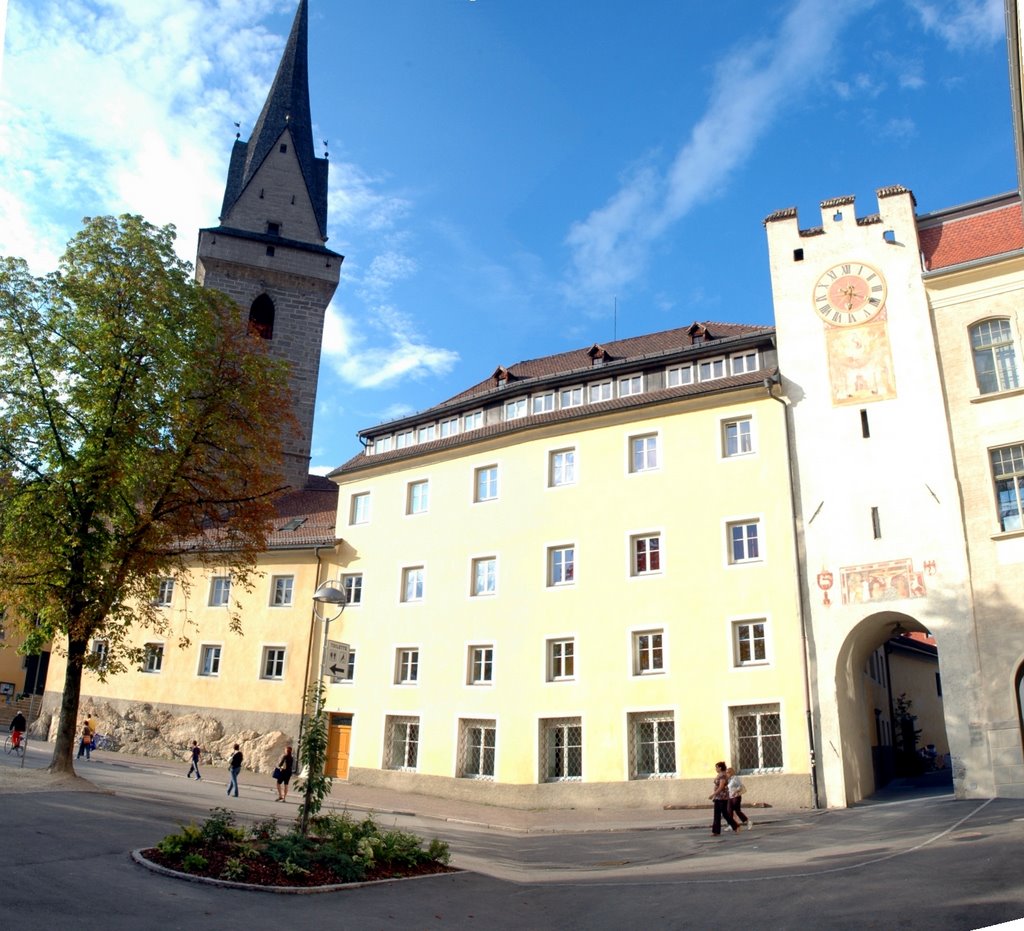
[324,640,350,679]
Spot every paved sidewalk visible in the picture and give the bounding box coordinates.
[4,739,814,835]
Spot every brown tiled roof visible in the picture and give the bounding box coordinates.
[919,200,1024,271]
[440,321,769,406]
[265,474,338,548]
[336,367,777,475]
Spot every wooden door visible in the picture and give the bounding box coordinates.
[326,714,353,779]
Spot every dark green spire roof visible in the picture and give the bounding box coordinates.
[218,0,329,241]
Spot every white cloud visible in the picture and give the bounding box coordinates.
[562,0,870,306]
[906,0,1004,50]
[882,116,917,139]
[321,303,459,391]
[0,0,283,271]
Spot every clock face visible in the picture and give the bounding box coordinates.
[812,262,887,326]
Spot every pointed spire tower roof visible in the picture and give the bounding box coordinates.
[217,0,329,241]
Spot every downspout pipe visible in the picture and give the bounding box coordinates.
[766,372,821,809]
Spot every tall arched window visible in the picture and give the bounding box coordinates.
[970,318,1019,394]
[249,294,275,340]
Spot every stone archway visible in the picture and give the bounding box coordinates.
[832,609,944,805]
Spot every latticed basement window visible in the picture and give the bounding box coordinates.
[731,703,783,773]
[628,712,676,779]
[383,715,420,771]
[457,719,496,779]
[541,717,582,782]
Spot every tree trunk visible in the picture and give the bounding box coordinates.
[48,636,87,774]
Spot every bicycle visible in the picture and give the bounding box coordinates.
[4,734,25,758]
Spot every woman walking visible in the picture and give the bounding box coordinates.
[275,745,294,801]
[710,760,740,835]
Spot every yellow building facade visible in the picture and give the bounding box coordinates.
[326,325,816,808]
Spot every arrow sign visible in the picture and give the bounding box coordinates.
[323,640,350,678]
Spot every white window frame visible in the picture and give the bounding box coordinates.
[209,576,231,607]
[459,719,496,779]
[198,644,222,677]
[532,392,555,414]
[666,364,694,387]
[417,423,436,444]
[385,715,420,770]
[504,397,527,420]
[630,533,662,576]
[629,433,659,473]
[559,386,584,408]
[270,575,294,607]
[475,465,498,503]
[350,492,370,525]
[733,618,770,666]
[468,645,494,685]
[971,318,1020,395]
[373,435,393,454]
[463,410,483,431]
[992,444,1024,532]
[698,356,727,382]
[401,566,425,603]
[407,479,429,515]
[549,448,576,488]
[730,350,759,375]
[439,416,460,438]
[731,703,783,774]
[143,643,164,674]
[395,647,420,685]
[547,637,575,681]
[91,639,109,671]
[629,711,677,779]
[727,518,762,565]
[548,545,575,587]
[632,628,665,676]
[156,578,175,607]
[342,573,363,606]
[471,557,497,597]
[261,646,286,680]
[589,381,612,403]
[722,416,755,458]
[395,430,413,449]
[541,717,582,782]
[618,374,643,397]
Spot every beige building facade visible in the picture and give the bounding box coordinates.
[326,325,817,809]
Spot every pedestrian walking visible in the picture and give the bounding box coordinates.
[227,744,243,797]
[186,740,203,780]
[76,721,93,760]
[274,746,294,801]
[710,760,740,835]
[727,766,750,830]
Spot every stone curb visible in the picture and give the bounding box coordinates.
[130,848,460,895]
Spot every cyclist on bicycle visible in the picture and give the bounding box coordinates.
[9,711,26,749]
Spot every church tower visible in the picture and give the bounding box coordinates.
[196,0,341,490]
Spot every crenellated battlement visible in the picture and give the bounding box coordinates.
[764,185,917,245]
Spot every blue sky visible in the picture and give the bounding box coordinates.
[0,0,1013,471]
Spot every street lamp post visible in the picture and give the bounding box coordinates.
[299,579,348,833]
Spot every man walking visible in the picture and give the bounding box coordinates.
[227,744,243,797]
[186,740,203,780]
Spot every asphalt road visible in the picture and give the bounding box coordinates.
[4,745,1023,930]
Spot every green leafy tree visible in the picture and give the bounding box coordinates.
[0,215,293,773]
[297,682,333,835]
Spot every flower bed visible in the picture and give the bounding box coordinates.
[139,807,456,888]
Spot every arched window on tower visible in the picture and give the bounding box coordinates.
[249,294,275,340]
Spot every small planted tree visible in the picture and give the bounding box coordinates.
[297,682,333,835]
[0,215,293,773]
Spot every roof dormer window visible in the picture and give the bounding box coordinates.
[279,143,288,153]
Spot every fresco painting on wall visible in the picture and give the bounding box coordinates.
[841,558,927,605]
[826,318,897,405]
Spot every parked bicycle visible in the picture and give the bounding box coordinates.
[4,734,25,758]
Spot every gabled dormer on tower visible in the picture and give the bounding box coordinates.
[196,0,341,491]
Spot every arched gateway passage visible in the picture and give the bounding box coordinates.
[833,611,950,805]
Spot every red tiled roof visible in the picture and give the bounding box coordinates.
[265,474,338,548]
[919,202,1024,270]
